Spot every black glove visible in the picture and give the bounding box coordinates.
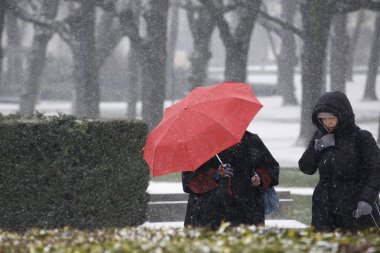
[314,134,335,151]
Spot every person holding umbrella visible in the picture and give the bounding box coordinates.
[299,91,380,232]
[144,82,280,229]
[182,130,279,229]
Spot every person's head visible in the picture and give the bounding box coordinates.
[317,112,338,132]
[312,91,356,133]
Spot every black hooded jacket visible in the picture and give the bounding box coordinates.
[299,91,380,231]
[182,131,279,229]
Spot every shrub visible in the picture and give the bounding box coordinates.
[0,225,379,252]
[0,115,150,230]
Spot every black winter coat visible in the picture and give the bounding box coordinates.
[299,91,380,231]
[182,131,279,229]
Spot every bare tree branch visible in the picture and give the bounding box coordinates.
[222,4,238,13]
[258,9,304,39]
[257,16,283,36]
[119,9,141,44]
[6,0,71,42]
[198,0,234,45]
[63,0,115,11]
[330,0,380,14]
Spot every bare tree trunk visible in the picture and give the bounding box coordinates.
[126,42,139,119]
[277,0,298,105]
[363,13,380,101]
[69,1,99,118]
[120,0,141,120]
[330,13,349,93]
[297,1,332,146]
[5,12,23,95]
[199,0,261,83]
[346,10,364,82]
[19,0,59,115]
[141,0,169,130]
[187,0,214,89]
[224,42,250,82]
[224,2,261,82]
[96,11,123,69]
[0,2,7,93]
[166,0,179,100]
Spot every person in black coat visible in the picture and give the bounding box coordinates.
[299,91,380,232]
[182,131,279,229]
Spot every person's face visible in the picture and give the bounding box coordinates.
[321,116,338,132]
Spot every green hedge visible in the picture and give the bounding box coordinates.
[0,115,150,230]
[0,225,379,252]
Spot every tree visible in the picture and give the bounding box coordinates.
[346,10,364,81]
[59,0,121,118]
[297,0,332,145]
[185,0,215,89]
[71,0,122,118]
[140,0,169,129]
[19,0,59,115]
[0,2,8,92]
[120,0,169,130]
[363,12,380,101]
[330,13,349,93]
[199,0,261,82]
[10,0,121,117]
[66,1,98,117]
[257,0,299,105]
[166,0,179,100]
[274,0,298,105]
[126,42,139,120]
[296,0,380,145]
[124,0,141,120]
[5,12,23,95]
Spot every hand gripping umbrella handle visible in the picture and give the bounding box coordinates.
[215,154,233,195]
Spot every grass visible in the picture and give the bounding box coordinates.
[292,195,312,225]
[151,172,182,182]
[277,168,318,188]
[150,168,318,225]
[151,168,319,188]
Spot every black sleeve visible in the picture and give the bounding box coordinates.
[182,171,195,193]
[181,158,218,193]
[248,133,280,186]
[298,131,323,175]
[358,130,380,203]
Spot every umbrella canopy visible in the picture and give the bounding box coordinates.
[144,82,263,176]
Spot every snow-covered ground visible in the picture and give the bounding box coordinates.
[141,220,308,229]
[147,182,314,196]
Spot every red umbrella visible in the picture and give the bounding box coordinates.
[144,82,263,176]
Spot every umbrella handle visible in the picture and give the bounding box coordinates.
[215,154,223,165]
